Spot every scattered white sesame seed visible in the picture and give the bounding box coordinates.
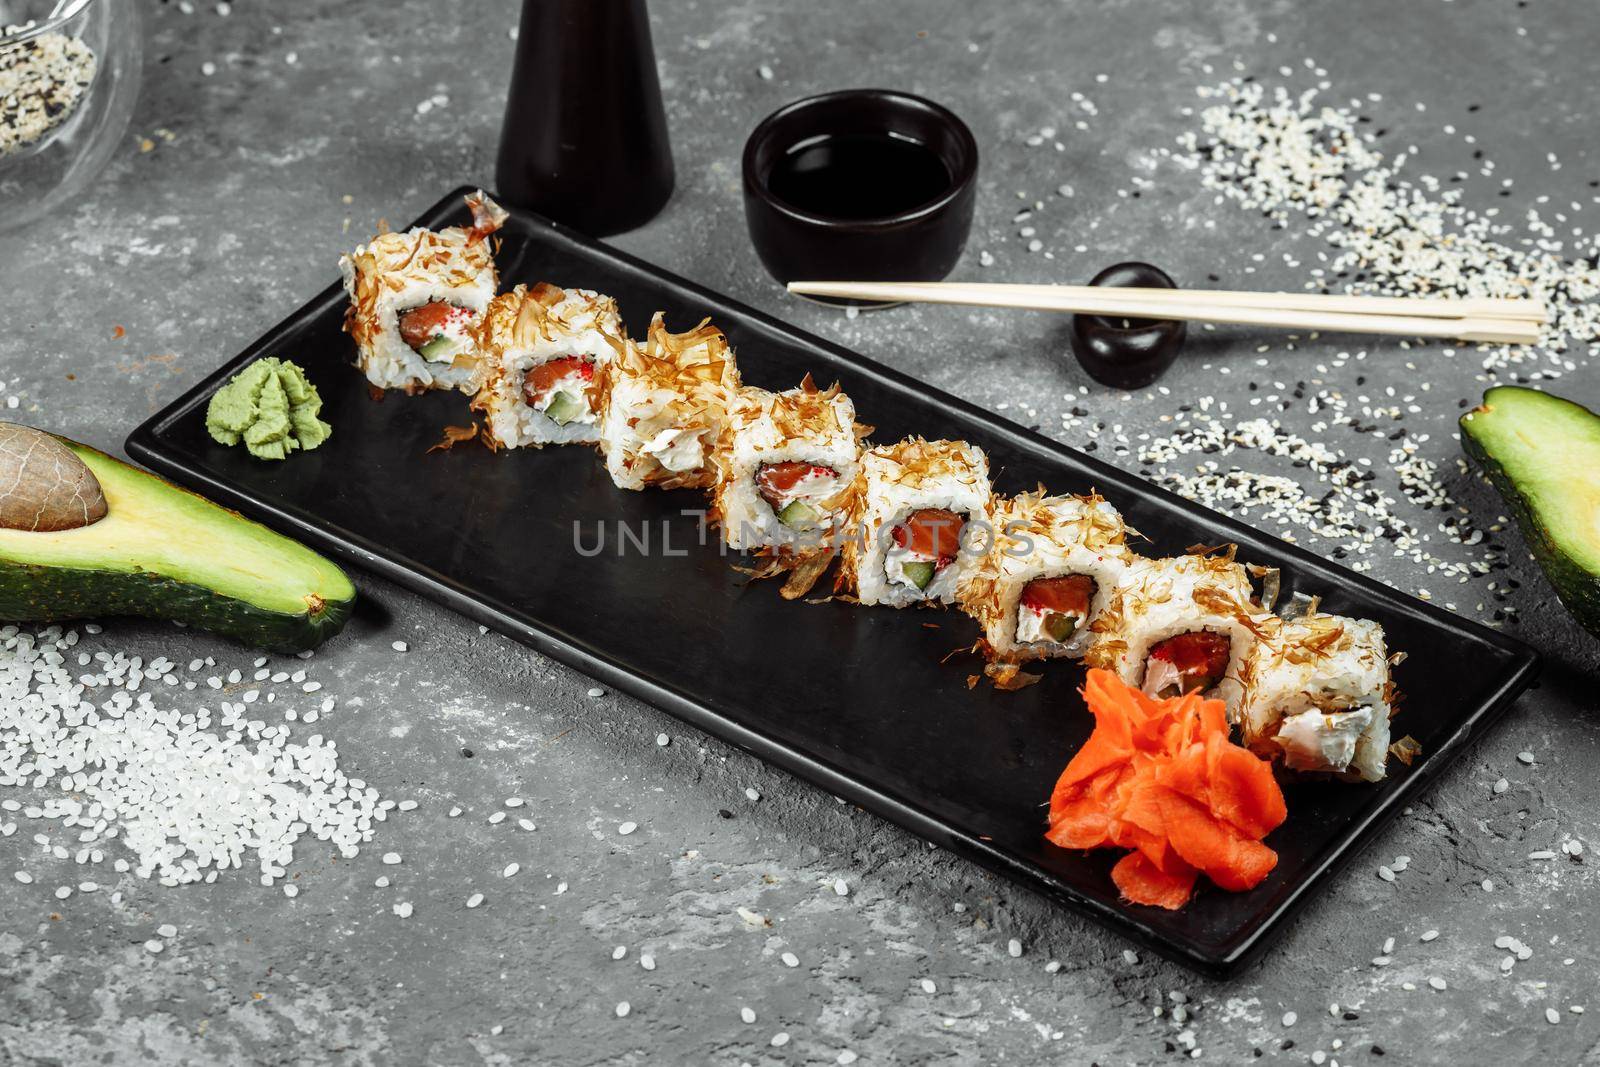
[740,1007,757,1024]
[393,902,413,918]
[833,878,849,897]
[391,641,408,653]
[503,863,520,878]
[587,687,604,698]
[745,787,761,801]
[1421,929,1439,942]
[1282,1011,1297,1027]
[1546,1008,1561,1025]
[1517,751,1535,765]
[618,821,637,836]
[615,1001,630,1018]
[283,884,298,898]
[382,853,401,865]
[770,1032,789,1047]
[781,951,800,968]
[921,978,937,994]
[467,893,484,909]
[640,953,655,971]
[144,940,164,954]
[1428,977,1447,991]
[1007,938,1023,958]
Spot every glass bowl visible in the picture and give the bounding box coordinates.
[0,0,142,233]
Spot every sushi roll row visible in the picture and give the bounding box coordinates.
[337,194,1402,783]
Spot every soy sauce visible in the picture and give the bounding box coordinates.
[765,133,951,220]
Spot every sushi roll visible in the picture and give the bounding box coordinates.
[962,491,1138,662]
[595,313,741,491]
[839,438,992,608]
[710,377,866,555]
[339,189,507,394]
[470,283,625,448]
[1083,550,1266,714]
[1236,611,1397,782]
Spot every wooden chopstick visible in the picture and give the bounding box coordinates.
[786,281,1545,345]
[908,283,1545,323]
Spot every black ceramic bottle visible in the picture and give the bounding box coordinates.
[495,0,674,236]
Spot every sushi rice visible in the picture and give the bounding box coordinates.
[595,313,741,491]
[339,189,507,395]
[962,491,1138,663]
[840,438,992,608]
[1236,611,1397,782]
[1083,550,1268,716]
[471,283,625,449]
[710,377,866,555]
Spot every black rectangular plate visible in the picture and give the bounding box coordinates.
[126,187,1539,976]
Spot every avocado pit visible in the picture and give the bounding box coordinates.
[0,422,109,532]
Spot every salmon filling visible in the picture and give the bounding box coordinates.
[888,508,965,591]
[398,300,475,359]
[523,356,597,425]
[1018,574,1097,644]
[755,461,841,530]
[1142,630,1231,698]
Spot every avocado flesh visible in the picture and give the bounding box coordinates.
[776,499,820,530]
[1043,612,1080,643]
[544,391,586,426]
[0,440,356,652]
[903,560,936,590]
[1460,385,1600,637]
[416,335,458,361]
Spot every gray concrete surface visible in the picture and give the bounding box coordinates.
[4,0,1600,1063]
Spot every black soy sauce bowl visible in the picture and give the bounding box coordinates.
[1069,262,1188,389]
[742,89,979,306]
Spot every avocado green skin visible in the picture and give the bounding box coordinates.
[0,559,353,654]
[1460,390,1600,638]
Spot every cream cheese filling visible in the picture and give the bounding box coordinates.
[641,426,707,473]
[1276,705,1375,773]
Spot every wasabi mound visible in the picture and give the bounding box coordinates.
[206,357,332,461]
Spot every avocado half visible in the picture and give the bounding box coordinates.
[0,438,355,652]
[1460,385,1600,639]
